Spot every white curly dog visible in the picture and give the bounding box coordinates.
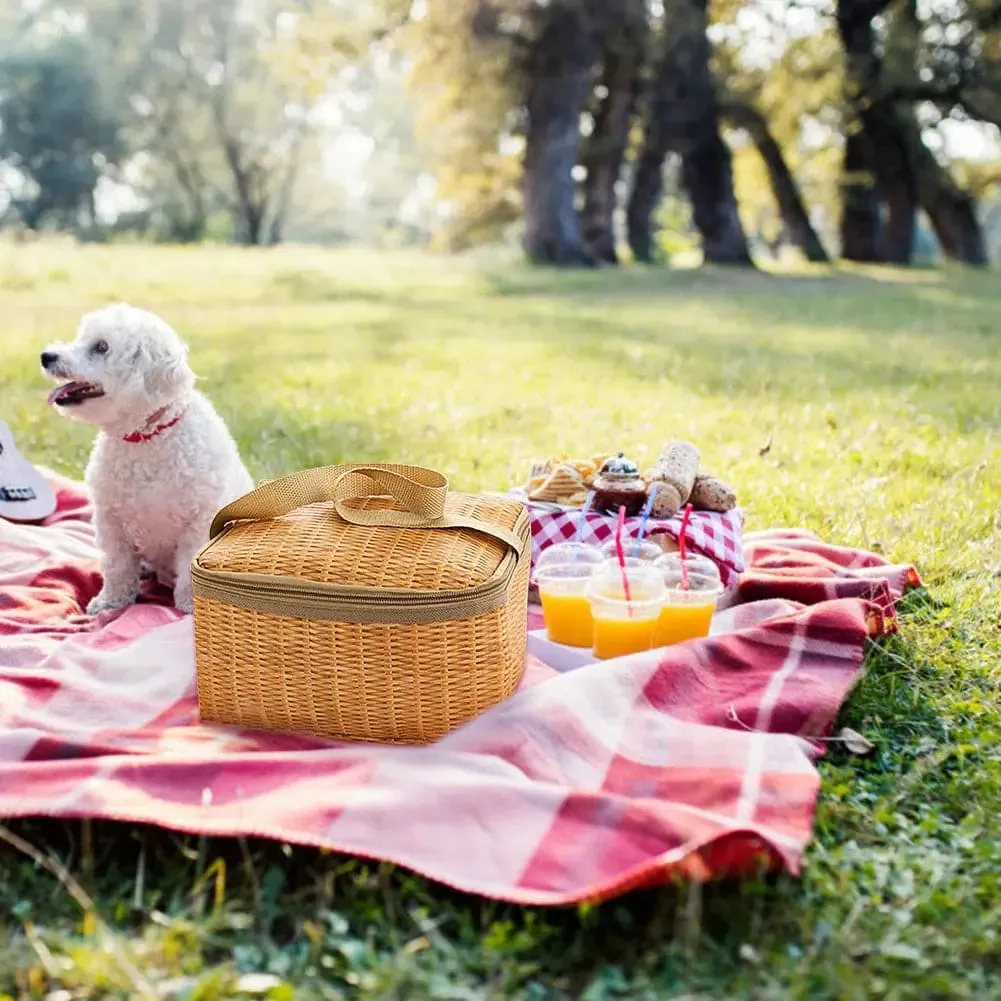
[42,303,253,615]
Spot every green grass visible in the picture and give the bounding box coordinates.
[1,243,999,1000]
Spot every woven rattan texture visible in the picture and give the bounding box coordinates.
[194,544,530,744]
[200,494,518,591]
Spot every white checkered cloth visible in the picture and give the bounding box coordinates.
[509,492,745,586]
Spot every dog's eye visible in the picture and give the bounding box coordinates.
[91,340,109,356]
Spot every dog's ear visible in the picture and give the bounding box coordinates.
[133,335,195,401]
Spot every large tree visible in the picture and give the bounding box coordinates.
[839,129,883,261]
[411,0,617,265]
[836,0,989,265]
[628,0,753,265]
[579,0,648,263]
[158,0,313,246]
[713,29,835,264]
[68,0,334,245]
[520,0,609,264]
[406,1,522,250]
[719,99,830,262]
[0,35,122,230]
[838,0,920,263]
[881,0,1001,128]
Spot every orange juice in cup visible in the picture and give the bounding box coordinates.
[586,564,665,660]
[535,544,603,648]
[537,565,596,647]
[652,553,723,647]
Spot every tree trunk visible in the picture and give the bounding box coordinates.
[860,108,917,263]
[165,157,208,242]
[924,189,987,265]
[881,173,917,263]
[895,108,989,265]
[681,133,751,264]
[627,0,753,266]
[838,0,918,263]
[580,18,645,264]
[879,0,920,263]
[20,200,45,231]
[267,133,305,246]
[522,4,603,266]
[626,143,665,263]
[843,1,987,267]
[219,135,266,246]
[839,130,882,261]
[243,209,263,246]
[721,101,829,263]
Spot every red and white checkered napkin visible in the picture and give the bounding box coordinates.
[515,495,745,586]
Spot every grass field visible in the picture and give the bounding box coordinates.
[0,243,999,1000]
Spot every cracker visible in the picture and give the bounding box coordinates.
[528,463,586,503]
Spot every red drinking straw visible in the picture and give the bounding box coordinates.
[614,504,633,608]
[678,503,693,591]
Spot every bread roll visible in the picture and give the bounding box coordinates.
[647,440,700,517]
[689,473,737,512]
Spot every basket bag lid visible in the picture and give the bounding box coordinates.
[197,463,529,594]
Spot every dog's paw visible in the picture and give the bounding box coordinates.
[86,592,135,616]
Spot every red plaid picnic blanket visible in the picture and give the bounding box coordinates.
[513,496,745,586]
[0,474,919,904]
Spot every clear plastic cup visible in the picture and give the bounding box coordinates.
[586,563,665,660]
[600,539,664,563]
[536,562,600,648]
[652,553,724,647]
[599,555,651,572]
[536,542,604,572]
[653,552,720,578]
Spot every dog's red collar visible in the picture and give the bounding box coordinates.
[122,407,185,443]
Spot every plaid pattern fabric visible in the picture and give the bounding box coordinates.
[513,495,745,586]
[0,474,919,904]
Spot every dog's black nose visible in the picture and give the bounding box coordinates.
[40,351,58,369]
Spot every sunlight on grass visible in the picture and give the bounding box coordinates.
[1,243,999,1000]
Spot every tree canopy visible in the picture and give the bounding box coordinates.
[0,33,122,230]
[0,0,998,264]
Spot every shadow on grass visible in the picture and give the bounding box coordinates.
[482,263,895,300]
[480,260,997,303]
[260,265,997,408]
[0,816,777,996]
[270,270,407,305]
[167,269,1001,462]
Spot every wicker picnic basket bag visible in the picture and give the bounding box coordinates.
[191,463,531,745]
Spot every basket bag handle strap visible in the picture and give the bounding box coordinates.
[210,463,526,557]
[330,471,525,556]
[210,464,445,537]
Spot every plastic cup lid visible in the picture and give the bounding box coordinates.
[536,561,597,582]
[600,539,664,562]
[537,542,604,571]
[654,552,722,587]
[586,562,665,603]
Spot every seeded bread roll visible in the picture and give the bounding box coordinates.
[689,473,737,513]
[647,440,700,518]
[648,483,682,519]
